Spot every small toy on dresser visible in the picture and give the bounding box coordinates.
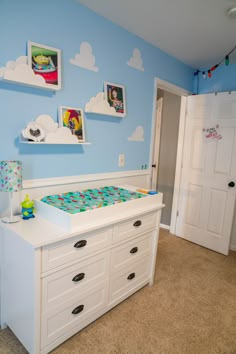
[21,194,35,220]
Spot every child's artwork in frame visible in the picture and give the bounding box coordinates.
[60,106,85,143]
[104,82,126,117]
[28,41,61,90]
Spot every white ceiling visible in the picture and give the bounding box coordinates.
[77,0,236,68]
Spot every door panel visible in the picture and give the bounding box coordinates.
[191,128,206,171]
[186,184,202,227]
[214,128,234,174]
[188,94,213,120]
[176,92,236,255]
[207,189,226,234]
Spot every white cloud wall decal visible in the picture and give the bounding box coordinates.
[85,92,117,115]
[0,56,47,86]
[128,126,144,141]
[35,115,58,133]
[127,48,144,71]
[45,127,78,144]
[70,42,99,72]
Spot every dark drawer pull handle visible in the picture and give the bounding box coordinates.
[72,304,84,315]
[72,273,85,282]
[127,272,136,280]
[130,247,138,254]
[133,220,142,227]
[228,181,235,188]
[74,240,87,248]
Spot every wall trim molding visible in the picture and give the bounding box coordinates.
[230,243,236,251]
[23,169,150,189]
[160,223,170,230]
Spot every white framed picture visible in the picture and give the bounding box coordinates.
[104,82,126,117]
[59,106,85,142]
[28,41,62,90]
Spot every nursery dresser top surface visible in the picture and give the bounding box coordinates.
[0,185,164,248]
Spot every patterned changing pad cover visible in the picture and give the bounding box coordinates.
[40,186,146,214]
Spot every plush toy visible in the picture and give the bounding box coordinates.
[21,194,35,220]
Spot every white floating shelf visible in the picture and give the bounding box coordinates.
[19,139,90,145]
[1,77,60,92]
[85,110,124,118]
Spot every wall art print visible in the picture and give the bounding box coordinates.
[60,106,85,143]
[28,41,61,90]
[104,82,126,117]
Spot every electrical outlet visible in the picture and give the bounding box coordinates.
[118,154,125,167]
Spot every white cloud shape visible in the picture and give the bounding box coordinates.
[35,115,58,133]
[0,55,46,86]
[70,42,99,72]
[127,48,144,71]
[128,126,144,141]
[45,127,78,144]
[85,92,117,115]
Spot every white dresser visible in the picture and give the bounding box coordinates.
[0,187,164,353]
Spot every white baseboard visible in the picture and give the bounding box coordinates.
[160,223,170,230]
[230,243,236,251]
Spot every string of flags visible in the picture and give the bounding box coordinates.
[194,45,236,79]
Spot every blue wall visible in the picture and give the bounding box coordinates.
[0,0,193,180]
[195,64,236,94]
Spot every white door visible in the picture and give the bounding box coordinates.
[176,92,236,255]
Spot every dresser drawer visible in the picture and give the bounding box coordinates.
[111,232,152,274]
[42,227,112,272]
[113,212,156,244]
[42,251,110,312]
[109,256,151,306]
[41,282,108,348]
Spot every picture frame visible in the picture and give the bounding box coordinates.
[104,82,126,117]
[60,106,85,143]
[28,41,61,90]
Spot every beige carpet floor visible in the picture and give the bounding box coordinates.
[1,229,236,354]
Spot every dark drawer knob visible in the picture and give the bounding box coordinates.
[74,240,87,248]
[72,273,85,282]
[72,304,84,315]
[228,181,235,188]
[127,272,136,280]
[130,247,138,254]
[133,220,142,227]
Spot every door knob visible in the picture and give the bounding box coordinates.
[228,181,235,188]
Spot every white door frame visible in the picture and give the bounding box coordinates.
[149,78,189,232]
[169,96,187,234]
[150,96,163,191]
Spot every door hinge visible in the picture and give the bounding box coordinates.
[177,210,179,217]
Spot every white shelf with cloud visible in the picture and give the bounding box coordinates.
[127,49,144,71]
[35,114,58,133]
[0,56,48,87]
[45,127,79,144]
[85,92,120,116]
[128,126,144,141]
[20,115,88,145]
[70,42,99,72]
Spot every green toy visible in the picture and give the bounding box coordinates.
[21,194,35,220]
